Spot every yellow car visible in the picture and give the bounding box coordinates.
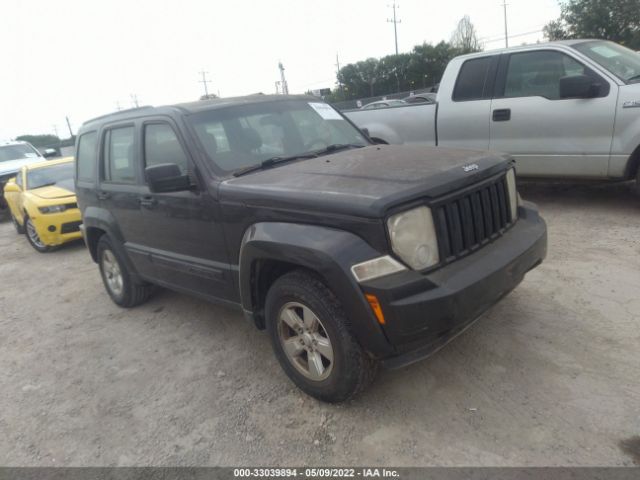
[3,157,82,252]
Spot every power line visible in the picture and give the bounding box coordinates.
[387,1,401,55]
[482,29,544,44]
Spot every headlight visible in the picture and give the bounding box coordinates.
[39,204,67,214]
[387,206,439,270]
[505,168,518,221]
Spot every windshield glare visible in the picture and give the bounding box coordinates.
[188,100,368,174]
[27,162,74,190]
[573,40,640,83]
[0,144,41,163]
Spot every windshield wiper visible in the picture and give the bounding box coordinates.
[626,74,640,83]
[312,143,366,156]
[32,182,57,189]
[233,153,318,177]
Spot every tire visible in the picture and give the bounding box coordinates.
[24,217,52,253]
[12,214,25,234]
[265,270,377,402]
[97,235,154,307]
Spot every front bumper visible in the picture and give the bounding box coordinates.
[361,202,547,368]
[30,209,83,246]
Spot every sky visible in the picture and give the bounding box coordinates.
[0,0,560,141]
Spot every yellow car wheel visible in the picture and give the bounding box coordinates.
[24,217,53,253]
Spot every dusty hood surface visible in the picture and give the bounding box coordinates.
[220,144,511,218]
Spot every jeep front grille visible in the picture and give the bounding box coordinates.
[433,173,514,262]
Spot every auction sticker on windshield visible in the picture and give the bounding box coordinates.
[308,102,342,120]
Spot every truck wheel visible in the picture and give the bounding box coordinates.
[265,270,377,402]
[97,235,154,307]
[24,217,52,253]
[11,214,25,234]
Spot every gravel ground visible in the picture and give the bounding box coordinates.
[0,181,639,467]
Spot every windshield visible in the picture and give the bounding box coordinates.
[187,99,368,174]
[572,40,640,84]
[0,144,41,163]
[27,162,74,190]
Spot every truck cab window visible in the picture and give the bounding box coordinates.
[453,57,493,101]
[504,51,586,100]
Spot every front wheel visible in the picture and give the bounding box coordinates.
[97,235,154,307]
[265,270,377,402]
[25,217,52,253]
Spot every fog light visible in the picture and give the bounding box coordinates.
[48,225,56,232]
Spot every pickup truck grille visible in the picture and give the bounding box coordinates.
[433,173,514,262]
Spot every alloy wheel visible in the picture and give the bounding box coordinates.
[102,249,124,297]
[277,302,334,381]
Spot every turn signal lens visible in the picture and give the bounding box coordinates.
[365,294,385,325]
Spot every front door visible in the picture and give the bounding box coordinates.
[489,49,617,178]
[133,119,233,303]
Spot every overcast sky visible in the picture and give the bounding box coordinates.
[0,0,560,141]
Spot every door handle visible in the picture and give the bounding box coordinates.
[97,191,111,200]
[139,195,158,208]
[492,108,511,121]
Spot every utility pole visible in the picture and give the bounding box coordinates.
[65,116,74,138]
[198,70,211,97]
[278,62,289,95]
[387,1,401,55]
[115,101,122,111]
[130,94,139,108]
[52,124,59,138]
[501,1,509,48]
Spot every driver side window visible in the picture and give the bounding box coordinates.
[504,51,587,100]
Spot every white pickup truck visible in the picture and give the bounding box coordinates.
[344,40,640,186]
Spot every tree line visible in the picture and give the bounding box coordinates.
[325,16,481,103]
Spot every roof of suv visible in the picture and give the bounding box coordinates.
[80,94,318,129]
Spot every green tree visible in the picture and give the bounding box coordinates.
[544,0,640,49]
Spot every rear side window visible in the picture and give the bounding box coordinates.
[144,123,188,174]
[453,57,493,101]
[104,126,136,183]
[76,131,97,181]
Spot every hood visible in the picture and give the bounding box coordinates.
[220,144,511,218]
[0,157,44,177]
[30,181,75,200]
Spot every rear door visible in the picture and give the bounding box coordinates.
[437,55,499,150]
[489,49,617,178]
[98,123,154,277]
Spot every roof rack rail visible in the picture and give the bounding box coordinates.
[83,105,154,125]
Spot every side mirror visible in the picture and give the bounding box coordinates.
[145,163,192,193]
[42,148,59,158]
[3,179,20,193]
[559,74,600,99]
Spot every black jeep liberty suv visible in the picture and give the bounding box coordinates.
[75,95,547,402]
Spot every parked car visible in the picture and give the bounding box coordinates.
[403,93,437,104]
[345,40,640,188]
[75,95,546,402]
[0,141,47,211]
[360,99,407,110]
[3,157,82,252]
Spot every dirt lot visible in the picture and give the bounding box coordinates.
[0,182,639,467]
